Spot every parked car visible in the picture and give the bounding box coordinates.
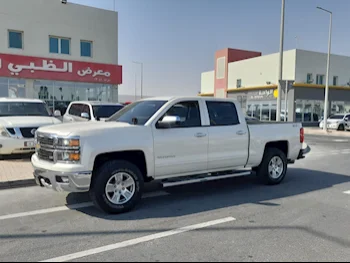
[61,101,124,123]
[319,113,350,131]
[32,97,308,214]
[0,98,61,157]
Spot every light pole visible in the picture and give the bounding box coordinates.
[132,61,143,99]
[276,0,285,122]
[317,6,332,132]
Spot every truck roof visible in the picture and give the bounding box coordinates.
[141,96,235,102]
[0,97,44,103]
[70,101,123,106]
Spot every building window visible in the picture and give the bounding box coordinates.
[216,57,226,80]
[316,74,325,85]
[80,40,92,57]
[333,76,338,86]
[8,30,23,49]
[49,36,71,55]
[306,73,313,84]
[237,79,242,88]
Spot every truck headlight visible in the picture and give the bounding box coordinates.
[0,126,10,137]
[58,138,80,148]
[56,151,80,162]
[56,137,80,163]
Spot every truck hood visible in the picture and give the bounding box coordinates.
[0,116,61,128]
[37,121,132,137]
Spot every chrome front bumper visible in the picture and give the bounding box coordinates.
[33,168,92,193]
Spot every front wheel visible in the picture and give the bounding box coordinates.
[256,148,287,185]
[338,124,345,131]
[89,160,144,214]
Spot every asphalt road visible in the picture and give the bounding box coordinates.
[0,134,349,262]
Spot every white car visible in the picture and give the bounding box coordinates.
[319,113,350,131]
[32,96,308,214]
[62,101,124,123]
[0,98,61,157]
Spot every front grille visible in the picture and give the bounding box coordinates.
[20,127,38,138]
[37,135,54,146]
[36,133,55,162]
[6,128,15,135]
[38,148,54,162]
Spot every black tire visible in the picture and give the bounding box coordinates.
[89,160,144,214]
[256,148,287,185]
[338,124,345,131]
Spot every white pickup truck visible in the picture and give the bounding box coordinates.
[32,97,308,214]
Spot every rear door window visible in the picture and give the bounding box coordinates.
[206,101,240,126]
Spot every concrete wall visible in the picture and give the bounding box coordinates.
[295,50,350,86]
[227,50,296,89]
[0,0,118,65]
[201,71,215,94]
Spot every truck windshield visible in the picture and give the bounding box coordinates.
[92,105,124,119]
[0,102,51,117]
[108,100,167,125]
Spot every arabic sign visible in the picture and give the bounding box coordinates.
[248,89,275,100]
[0,53,122,85]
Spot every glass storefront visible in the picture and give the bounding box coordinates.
[246,101,286,121]
[0,77,118,114]
[295,100,324,122]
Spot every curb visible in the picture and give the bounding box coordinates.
[0,179,36,190]
[304,129,350,137]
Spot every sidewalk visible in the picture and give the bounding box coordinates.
[0,159,35,189]
[304,127,350,137]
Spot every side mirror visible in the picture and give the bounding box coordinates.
[345,117,349,121]
[54,110,62,117]
[157,115,181,129]
[81,112,90,119]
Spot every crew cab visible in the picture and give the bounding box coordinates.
[62,101,124,123]
[32,97,308,214]
[0,98,61,157]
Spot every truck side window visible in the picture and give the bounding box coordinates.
[162,101,201,128]
[69,103,84,117]
[206,101,240,126]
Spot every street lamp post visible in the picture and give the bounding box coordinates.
[132,61,143,99]
[317,6,332,132]
[276,0,285,122]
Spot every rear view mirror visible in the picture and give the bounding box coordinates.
[81,112,90,119]
[53,110,61,117]
[157,116,181,129]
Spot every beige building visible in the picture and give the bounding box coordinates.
[201,48,350,124]
[0,0,122,113]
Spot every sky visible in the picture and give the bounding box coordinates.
[71,0,350,97]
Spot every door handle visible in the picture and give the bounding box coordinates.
[236,130,246,135]
[195,132,207,138]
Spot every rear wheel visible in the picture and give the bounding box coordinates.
[89,160,144,214]
[256,148,287,185]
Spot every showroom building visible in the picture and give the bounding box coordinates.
[201,48,350,124]
[0,0,122,113]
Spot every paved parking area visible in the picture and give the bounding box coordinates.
[0,134,349,262]
[0,157,33,187]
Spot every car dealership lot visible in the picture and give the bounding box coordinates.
[0,134,349,262]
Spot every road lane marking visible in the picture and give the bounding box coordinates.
[343,190,350,195]
[40,217,236,262]
[333,139,349,142]
[0,191,169,221]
